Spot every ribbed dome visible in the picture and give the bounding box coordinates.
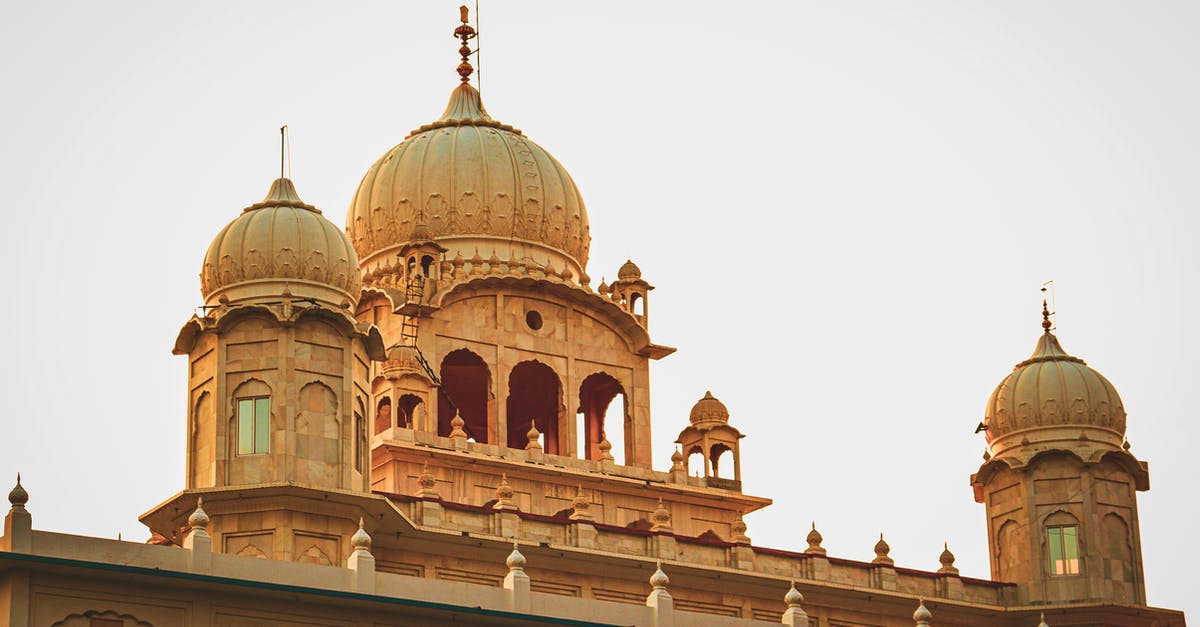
[689,391,730,426]
[347,82,590,279]
[983,330,1126,456]
[201,178,362,308]
[617,259,642,281]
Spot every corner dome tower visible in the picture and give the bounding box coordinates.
[201,178,362,308]
[346,18,589,284]
[981,302,1127,459]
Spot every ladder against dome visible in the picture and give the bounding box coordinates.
[971,303,1150,606]
[144,176,387,563]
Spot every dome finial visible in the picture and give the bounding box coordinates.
[454,6,478,84]
[1041,283,1054,334]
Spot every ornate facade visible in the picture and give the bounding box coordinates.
[0,9,1186,627]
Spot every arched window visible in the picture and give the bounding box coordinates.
[1044,510,1082,576]
[375,397,392,434]
[630,293,644,317]
[232,379,271,456]
[438,349,490,442]
[577,372,626,463]
[507,361,562,454]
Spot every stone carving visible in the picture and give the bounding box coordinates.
[276,247,298,279]
[460,192,479,231]
[426,194,446,235]
[492,193,510,235]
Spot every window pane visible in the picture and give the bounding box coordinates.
[1048,527,1064,575]
[254,397,270,454]
[238,399,254,455]
[1063,526,1080,575]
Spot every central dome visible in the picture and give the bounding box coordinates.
[347,82,590,281]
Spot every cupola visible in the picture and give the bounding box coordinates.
[981,301,1126,458]
[346,10,589,285]
[201,178,361,309]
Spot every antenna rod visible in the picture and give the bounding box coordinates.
[280,125,287,179]
[475,0,481,96]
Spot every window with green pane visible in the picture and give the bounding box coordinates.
[237,397,270,455]
[1048,525,1080,576]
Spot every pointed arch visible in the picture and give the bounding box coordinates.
[577,372,626,462]
[438,348,491,442]
[507,360,562,453]
[192,391,214,487]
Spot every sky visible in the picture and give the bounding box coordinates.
[1,0,1197,619]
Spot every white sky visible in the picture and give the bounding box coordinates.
[1,1,1197,619]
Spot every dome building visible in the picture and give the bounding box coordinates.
[972,301,1150,606]
[0,8,1184,627]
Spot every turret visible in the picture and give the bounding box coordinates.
[971,301,1149,604]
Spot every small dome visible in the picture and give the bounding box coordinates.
[617,259,641,281]
[201,178,361,308]
[689,391,730,426]
[983,329,1126,456]
[347,82,589,279]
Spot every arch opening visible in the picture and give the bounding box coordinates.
[631,293,644,317]
[506,360,562,454]
[710,443,732,478]
[438,349,490,442]
[577,372,626,463]
[397,393,423,429]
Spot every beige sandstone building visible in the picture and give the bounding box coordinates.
[0,9,1187,627]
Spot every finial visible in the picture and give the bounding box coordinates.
[650,498,673,533]
[454,6,478,84]
[730,514,750,544]
[938,541,959,575]
[913,599,932,626]
[525,419,542,451]
[8,473,28,508]
[783,581,808,622]
[670,446,685,471]
[417,462,440,498]
[649,561,670,590]
[569,484,593,521]
[598,432,615,462]
[1038,611,1050,627]
[784,581,804,606]
[805,522,826,555]
[187,496,209,529]
[351,516,372,552]
[873,533,894,565]
[449,410,468,438]
[506,540,527,571]
[494,473,518,510]
[1041,286,1053,334]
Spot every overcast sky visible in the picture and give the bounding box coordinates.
[1,1,1197,619]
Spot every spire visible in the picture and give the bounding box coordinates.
[454,6,478,84]
[1038,612,1050,627]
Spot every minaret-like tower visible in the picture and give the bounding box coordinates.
[971,301,1149,605]
[146,175,386,562]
